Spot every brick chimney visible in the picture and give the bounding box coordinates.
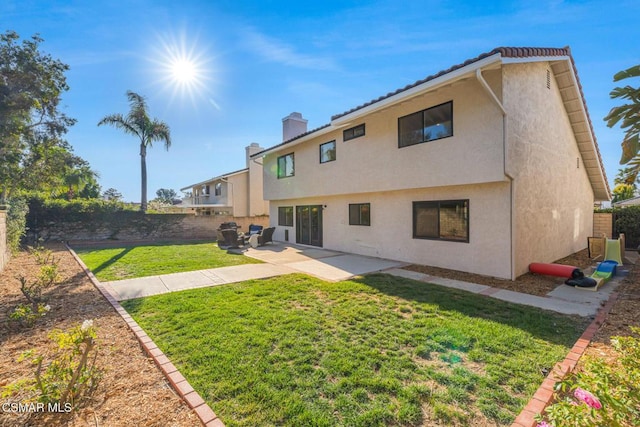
[282,112,307,142]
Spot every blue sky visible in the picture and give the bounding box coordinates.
[1,0,638,202]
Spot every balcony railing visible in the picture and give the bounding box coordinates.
[181,195,229,206]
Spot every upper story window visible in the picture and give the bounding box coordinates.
[343,124,365,141]
[214,182,222,196]
[319,140,336,163]
[398,101,453,148]
[277,153,295,178]
[204,184,210,195]
[413,199,468,243]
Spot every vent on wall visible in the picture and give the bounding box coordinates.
[546,69,551,89]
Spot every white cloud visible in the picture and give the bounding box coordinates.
[240,27,339,71]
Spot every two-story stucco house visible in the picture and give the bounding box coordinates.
[180,143,269,217]
[252,47,610,280]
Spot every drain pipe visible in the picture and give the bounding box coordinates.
[476,68,516,280]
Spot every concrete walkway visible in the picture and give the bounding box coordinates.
[102,242,631,318]
[103,263,294,301]
[103,242,406,301]
[387,268,625,317]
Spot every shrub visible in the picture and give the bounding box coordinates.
[537,327,640,426]
[1,320,102,409]
[9,303,51,327]
[18,247,60,311]
[24,194,184,241]
[614,206,640,248]
[5,196,29,252]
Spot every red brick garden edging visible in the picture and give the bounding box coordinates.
[66,243,225,427]
[510,292,620,427]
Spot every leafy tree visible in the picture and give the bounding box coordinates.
[155,188,177,204]
[98,91,171,212]
[605,64,640,184]
[612,183,636,203]
[0,31,78,199]
[79,182,101,199]
[102,188,123,201]
[614,167,639,188]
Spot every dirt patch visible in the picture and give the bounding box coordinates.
[0,244,199,426]
[589,258,640,345]
[404,249,596,297]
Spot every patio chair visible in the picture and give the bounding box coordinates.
[257,227,275,246]
[216,229,227,249]
[221,228,246,249]
[219,221,238,230]
[248,224,264,235]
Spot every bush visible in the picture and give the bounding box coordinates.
[9,303,51,327]
[537,327,640,426]
[24,194,184,241]
[8,246,59,329]
[1,320,102,409]
[26,195,129,225]
[6,196,29,252]
[614,206,640,248]
[17,246,60,311]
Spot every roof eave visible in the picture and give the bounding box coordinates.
[548,57,611,201]
[250,124,338,158]
[331,54,503,126]
[501,55,571,64]
[180,168,249,191]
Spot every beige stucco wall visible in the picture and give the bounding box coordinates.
[504,62,595,277]
[228,172,248,216]
[270,182,513,279]
[263,72,506,201]
[261,61,601,280]
[248,157,269,216]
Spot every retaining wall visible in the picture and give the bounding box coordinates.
[30,212,270,243]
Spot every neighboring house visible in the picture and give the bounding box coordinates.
[252,47,611,280]
[612,195,640,207]
[180,143,269,217]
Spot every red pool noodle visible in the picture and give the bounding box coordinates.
[529,263,581,278]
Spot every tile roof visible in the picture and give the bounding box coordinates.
[331,47,572,120]
[251,124,331,158]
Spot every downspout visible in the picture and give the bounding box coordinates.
[476,68,516,280]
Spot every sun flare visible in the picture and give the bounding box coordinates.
[170,58,197,84]
[150,31,214,103]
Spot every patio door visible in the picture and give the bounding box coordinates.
[296,205,323,247]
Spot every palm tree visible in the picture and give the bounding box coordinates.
[62,163,100,200]
[605,64,640,183]
[98,91,171,212]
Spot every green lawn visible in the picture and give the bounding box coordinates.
[74,241,261,281]
[122,273,588,427]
